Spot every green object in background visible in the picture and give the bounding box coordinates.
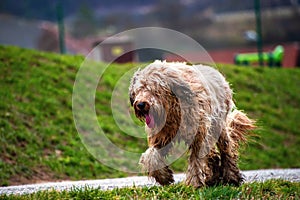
[234,45,284,67]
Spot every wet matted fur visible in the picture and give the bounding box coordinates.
[129,60,255,187]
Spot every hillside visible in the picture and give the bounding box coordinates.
[0,45,299,186]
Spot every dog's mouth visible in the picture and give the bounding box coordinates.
[134,102,156,129]
[133,100,166,129]
[135,110,156,129]
[145,113,155,128]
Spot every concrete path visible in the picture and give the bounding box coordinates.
[1,169,299,195]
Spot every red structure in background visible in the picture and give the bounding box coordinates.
[92,38,137,63]
[165,42,300,68]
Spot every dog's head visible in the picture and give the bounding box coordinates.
[129,72,167,130]
[129,62,195,132]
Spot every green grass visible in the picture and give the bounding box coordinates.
[0,45,300,187]
[1,180,299,199]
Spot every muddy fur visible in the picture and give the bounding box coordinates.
[129,60,255,187]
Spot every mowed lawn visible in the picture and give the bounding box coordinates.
[0,45,299,199]
[2,180,300,200]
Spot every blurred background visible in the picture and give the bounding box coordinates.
[0,0,299,66]
[1,0,300,188]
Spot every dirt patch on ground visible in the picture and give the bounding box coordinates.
[8,165,69,186]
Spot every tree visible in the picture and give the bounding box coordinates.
[154,0,184,30]
[72,4,99,38]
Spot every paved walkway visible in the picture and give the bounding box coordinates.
[1,169,299,195]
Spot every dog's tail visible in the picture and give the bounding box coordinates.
[226,109,256,144]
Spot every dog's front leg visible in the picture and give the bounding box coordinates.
[185,135,209,188]
[139,147,174,185]
[185,154,207,188]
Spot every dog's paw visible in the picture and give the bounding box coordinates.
[150,166,174,185]
[222,169,244,186]
[139,147,174,185]
[185,174,205,188]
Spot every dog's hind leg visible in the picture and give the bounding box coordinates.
[217,127,243,186]
[217,110,255,185]
[205,147,222,186]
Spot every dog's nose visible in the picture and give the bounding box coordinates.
[136,102,146,110]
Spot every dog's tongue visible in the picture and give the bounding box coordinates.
[145,114,154,128]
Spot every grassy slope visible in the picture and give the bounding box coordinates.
[0,45,299,187]
[222,65,300,169]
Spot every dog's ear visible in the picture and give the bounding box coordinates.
[129,94,134,106]
[130,68,141,86]
[170,80,194,104]
[129,69,141,106]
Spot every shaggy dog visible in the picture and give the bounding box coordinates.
[129,60,255,187]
